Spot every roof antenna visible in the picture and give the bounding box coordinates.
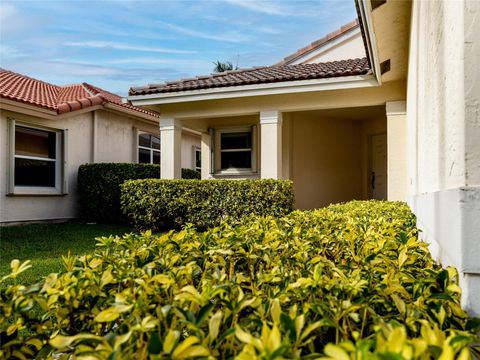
[235,54,240,70]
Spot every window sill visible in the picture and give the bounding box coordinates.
[8,187,67,196]
[212,170,260,179]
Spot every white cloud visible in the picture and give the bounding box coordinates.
[224,0,346,18]
[224,0,287,16]
[154,20,252,43]
[0,2,16,23]
[107,57,206,66]
[63,41,196,54]
[0,45,26,59]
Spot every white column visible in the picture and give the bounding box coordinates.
[200,132,212,179]
[386,101,407,201]
[160,118,182,179]
[260,110,283,179]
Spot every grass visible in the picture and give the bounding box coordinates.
[0,222,132,286]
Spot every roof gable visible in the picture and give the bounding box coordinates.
[276,19,364,66]
[0,68,159,118]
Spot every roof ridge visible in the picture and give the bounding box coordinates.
[79,82,98,97]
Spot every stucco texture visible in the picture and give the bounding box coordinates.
[0,108,159,223]
[406,0,480,315]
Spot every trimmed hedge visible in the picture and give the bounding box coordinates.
[121,179,294,230]
[181,168,201,179]
[78,164,202,223]
[1,201,479,359]
[78,163,160,223]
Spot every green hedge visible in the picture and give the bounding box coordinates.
[120,179,294,230]
[78,163,201,223]
[181,168,201,179]
[78,163,160,223]
[2,201,479,359]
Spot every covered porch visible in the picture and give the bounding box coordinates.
[155,97,406,209]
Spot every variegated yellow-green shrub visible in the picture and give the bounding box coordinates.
[1,201,479,359]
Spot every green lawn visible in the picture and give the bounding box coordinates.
[0,223,132,286]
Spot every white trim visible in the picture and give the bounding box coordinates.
[9,121,66,196]
[62,129,68,194]
[137,131,161,165]
[260,110,283,125]
[357,0,382,85]
[214,126,257,174]
[14,155,56,162]
[160,117,181,131]
[386,100,407,115]
[192,145,201,171]
[128,74,377,105]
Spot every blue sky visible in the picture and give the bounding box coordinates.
[0,0,357,95]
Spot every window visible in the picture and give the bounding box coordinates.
[214,126,256,174]
[138,133,160,164]
[9,121,65,195]
[193,146,201,171]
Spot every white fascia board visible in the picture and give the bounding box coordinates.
[128,74,378,106]
[357,0,382,85]
[289,27,362,65]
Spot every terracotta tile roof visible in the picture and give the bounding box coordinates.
[0,68,159,118]
[129,57,370,96]
[276,19,360,66]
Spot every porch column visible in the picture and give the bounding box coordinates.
[200,131,212,179]
[160,117,182,179]
[386,101,407,200]
[260,110,283,179]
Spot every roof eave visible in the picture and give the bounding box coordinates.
[0,98,58,117]
[355,0,382,85]
[103,102,160,123]
[128,73,377,106]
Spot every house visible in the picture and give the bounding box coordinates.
[127,0,480,315]
[0,69,200,224]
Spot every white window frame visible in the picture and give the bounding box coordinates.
[8,119,67,196]
[138,132,160,164]
[192,145,201,171]
[214,126,257,175]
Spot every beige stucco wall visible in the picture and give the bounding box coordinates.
[406,0,480,315]
[181,131,201,170]
[297,31,366,64]
[291,114,362,209]
[152,80,406,122]
[407,0,467,194]
[464,1,480,186]
[289,111,385,210]
[0,108,159,223]
[95,110,158,163]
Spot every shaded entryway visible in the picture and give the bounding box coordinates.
[285,105,387,209]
